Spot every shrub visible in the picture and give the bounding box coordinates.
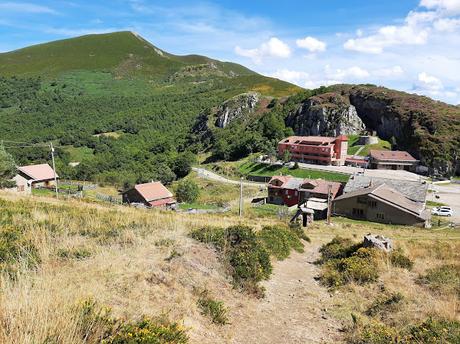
[404,317,460,343]
[348,320,398,344]
[418,264,460,297]
[389,249,413,270]
[339,248,379,285]
[176,180,199,203]
[190,225,272,295]
[0,225,40,272]
[365,292,404,317]
[257,225,304,260]
[57,247,92,260]
[196,290,228,325]
[288,222,310,242]
[318,236,362,263]
[318,238,380,287]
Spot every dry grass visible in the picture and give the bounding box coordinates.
[0,191,459,343]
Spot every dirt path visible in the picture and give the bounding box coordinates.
[192,167,265,187]
[228,244,343,344]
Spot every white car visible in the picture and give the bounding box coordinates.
[431,207,453,216]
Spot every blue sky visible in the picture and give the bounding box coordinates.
[1,0,459,104]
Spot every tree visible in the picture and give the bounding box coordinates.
[0,145,16,188]
[282,149,291,163]
[176,180,199,203]
[173,151,196,179]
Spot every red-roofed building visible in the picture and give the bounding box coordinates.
[369,150,418,171]
[267,175,343,207]
[278,135,348,166]
[122,181,176,209]
[12,163,58,194]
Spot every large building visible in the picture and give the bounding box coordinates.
[122,181,176,209]
[278,135,348,166]
[333,184,429,227]
[12,163,59,194]
[267,176,342,207]
[368,150,418,171]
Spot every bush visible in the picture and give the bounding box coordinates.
[365,292,404,317]
[418,264,460,297]
[74,298,188,343]
[288,222,310,242]
[317,238,380,287]
[257,225,304,260]
[348,319,398,344]
[405,317,460,343]
[190,225,272,295]
[57,247,92,260]
[0,225,40,272]
[176,180,199,203]
[389,249,413,270]
[196,290,228,325]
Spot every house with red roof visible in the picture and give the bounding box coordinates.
[12,163,59,194]
[368,150,418,171]
[278,135,348,166]
[267,175,342,207]
[122,181,176,209]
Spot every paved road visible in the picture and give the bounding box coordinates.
[297,162,424,182]
[428,182,460,224]
[192,167,265,187]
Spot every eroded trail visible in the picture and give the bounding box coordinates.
[228,244,343,344]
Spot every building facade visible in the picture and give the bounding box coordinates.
[267,176,342,207]
[368,150,418,171]
[278,135,348,166]
[11,164,59,194]
[333,184,429,227]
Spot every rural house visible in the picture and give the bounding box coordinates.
[333,184,429,227]
[368,150,418,171]
[267,175,342,207]
[122,181,176,209]
[344,173,428,204]
[12,163,59,194]
[278,135,348,166]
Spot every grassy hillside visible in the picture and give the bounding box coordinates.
[0,32,300,187]
[0,192,458,343]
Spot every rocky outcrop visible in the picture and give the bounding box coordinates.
[215,92,259,128]
[285,93,365,136]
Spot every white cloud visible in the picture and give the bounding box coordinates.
[296,36,326,52]
[417,72,444,90]
[344,24,429,54]
[235,37,291,63]
[433,17,460,31]
[0,2,58,14]
[373,66,405,77]
[420,0,460,15]
[271,69,310,83]
[325,65,370,79]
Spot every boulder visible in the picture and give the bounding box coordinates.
[363,234,393,252]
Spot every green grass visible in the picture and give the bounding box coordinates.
[63,146,94,162]
[178,202,220,210]
[427,200,447,207]
[31,188,56,197]
[357,138,391,157]
[239,161,349,183]
[250,204,285,218]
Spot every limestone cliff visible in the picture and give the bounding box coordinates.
[285,93,365,136]
[215,92,259,128]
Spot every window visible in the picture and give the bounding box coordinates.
[18,185,25,192]
[357,196,367,204]
[352,208,364,217]
[376,213,385,220]
[368,200,377,208]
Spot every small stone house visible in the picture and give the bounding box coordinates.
[122,181,176,209]
[12,163,58,194]
[333,184,429,227]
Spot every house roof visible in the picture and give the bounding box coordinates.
[279,136,337,145]
[268,175,342,198]
[369,150,417,162]
[18,163,58,181]
[134,182,173,202]
[344,174,428,203]
[334,184,426,219]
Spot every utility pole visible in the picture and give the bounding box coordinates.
[50,142,58,198]
[326,184,332,225]
[239,177,244,217]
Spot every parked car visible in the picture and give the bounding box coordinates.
[431,207,453,216]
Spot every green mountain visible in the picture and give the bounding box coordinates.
[0,32,301,186]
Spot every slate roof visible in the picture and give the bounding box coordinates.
[344,174,427,203]
[18,163,58,181]
[334,184,427,220]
